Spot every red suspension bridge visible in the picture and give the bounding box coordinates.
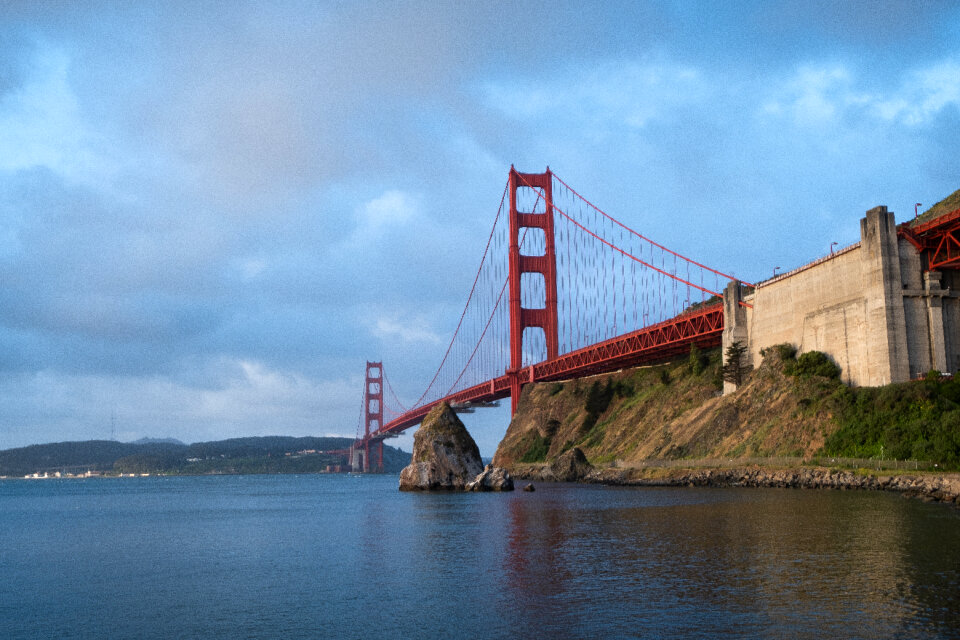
[349,167,754,472]
[346,169,960,472]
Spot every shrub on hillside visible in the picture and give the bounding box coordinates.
[585,380,614,417]
[822,376,960,468]
[519,431,551,463]
[793,351,841,379]
[764,345,840,379]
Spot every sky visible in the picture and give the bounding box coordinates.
[1,0,959,456]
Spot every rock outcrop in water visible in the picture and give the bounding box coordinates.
[399,402,484,491]
[466,465,514,491]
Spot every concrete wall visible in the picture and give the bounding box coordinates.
[944,270,960,374]
[723,206,960,389]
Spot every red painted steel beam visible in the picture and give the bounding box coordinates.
[897,224,927,252]
[531,303,723,382]
[899,208,960,271]
[910,207,960,236]
[928,224,960,270]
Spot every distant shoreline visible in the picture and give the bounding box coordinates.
[1,469,385,480]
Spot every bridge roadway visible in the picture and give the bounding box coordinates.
[370,301,724,440]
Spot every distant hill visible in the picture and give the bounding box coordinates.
[0,436,410,476]
[0,440,184,476]
[130,437,185,446]
[911,187,960,227]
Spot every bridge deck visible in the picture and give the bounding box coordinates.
[374,302,723,438]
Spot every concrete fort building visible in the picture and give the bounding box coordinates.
[723,205,960,388]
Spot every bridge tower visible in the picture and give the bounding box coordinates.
[364,361,384,472]
[508,167,559,413]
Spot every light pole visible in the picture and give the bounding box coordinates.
[773,266,781,278]
[830,241,838,255]
[915,203,922,218]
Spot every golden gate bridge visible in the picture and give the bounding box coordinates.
[349,167,960,472]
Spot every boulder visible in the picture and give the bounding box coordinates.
[399,402,484,491]
[466,465,515,492]
[523,483,536,492]
[549,447,593,482]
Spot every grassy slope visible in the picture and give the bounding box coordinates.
[493,348,960,470]
[911,187,960,227]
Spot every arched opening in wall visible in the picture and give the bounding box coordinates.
[521,272,546,309]
[519,227,546,257]
[522,327,547,367]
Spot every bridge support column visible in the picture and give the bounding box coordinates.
[364,362,384,472]
[350,447,364,473]
[924,271,948,374]
[722,280,749,395]
[860,206,910,384]
[507,166,559,413]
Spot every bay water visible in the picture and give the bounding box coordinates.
[1,474,958,639]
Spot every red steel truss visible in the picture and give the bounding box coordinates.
[375,302,723,437]
[899,207,960,271]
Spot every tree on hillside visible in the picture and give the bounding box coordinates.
[688,343,708,375]
[722,341,751,387]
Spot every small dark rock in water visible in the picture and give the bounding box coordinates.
[398,402,484,491]
[523,483,535,492]
[466,465,514,492]
[549,447,593,482]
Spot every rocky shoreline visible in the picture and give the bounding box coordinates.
[509,463,960,507]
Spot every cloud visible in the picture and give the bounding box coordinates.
[761,65,866,126]
[372,317,443,346]
[762,59,960,129]
[0,359,360,449]
[483,60,707,133]
[873,60,960,126]
[0,45,116,187]
[358,190,419,230]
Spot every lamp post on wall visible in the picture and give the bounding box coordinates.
[830,241,838,255]
[915,203,922,218]
[773,266,781,278]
